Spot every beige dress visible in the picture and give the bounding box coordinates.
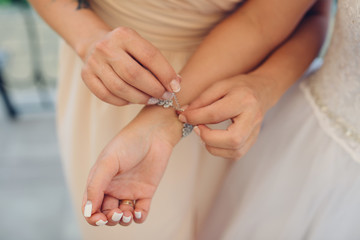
[57,1,242,239]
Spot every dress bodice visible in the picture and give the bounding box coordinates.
[302,0,360,161]
[90,0,243,50]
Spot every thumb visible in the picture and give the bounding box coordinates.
[83,157,118,218]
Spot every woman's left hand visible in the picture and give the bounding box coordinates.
[82,106,182,226]
[179,74,273,160]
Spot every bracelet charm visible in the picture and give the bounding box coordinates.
[182,123,194,137]
[157,99,173,108]
[156,93,194,137]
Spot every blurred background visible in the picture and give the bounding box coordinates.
[0,0,81,239]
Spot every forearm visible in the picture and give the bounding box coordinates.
[28,0,111,59]
[177,0,318,105]
[249,1,331,111]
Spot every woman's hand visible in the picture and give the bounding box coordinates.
[80,27,181,106]
[82,106,183,226]
[179,74,274,161]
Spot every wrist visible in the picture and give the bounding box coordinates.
[74,28,111,61]
[246,72,283,112]
[134,105,184,147]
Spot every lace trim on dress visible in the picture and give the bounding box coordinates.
[300,81,360,163]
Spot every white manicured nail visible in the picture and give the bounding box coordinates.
[193,126,200,136]
[84,200,92,217]
[162,91,173,100]
[176,74,182,83]
[134,211,142,219]
[122,215,132,223]
[170,79,181,93]
[112,212,123,222]
[178,114,187,123]
[95,220,108,226]
[147,97,159,105]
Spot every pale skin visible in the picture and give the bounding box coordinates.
[29,0,331,227]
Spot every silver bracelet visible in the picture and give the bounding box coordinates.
[182,123,194,137]
[156,93,194,137]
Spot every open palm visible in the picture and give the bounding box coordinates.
[82,120,175,226]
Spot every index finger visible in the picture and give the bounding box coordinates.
[181,96,241,125]
[82,158,118,220]
[196,112,257,149]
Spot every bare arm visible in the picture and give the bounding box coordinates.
[177,0,322,105]
[249,0,332,109]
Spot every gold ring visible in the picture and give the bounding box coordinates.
[121,199,135,208]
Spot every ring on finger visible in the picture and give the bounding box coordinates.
[121,199,135,208]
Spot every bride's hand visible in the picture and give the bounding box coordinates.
[82,106,183,226]
[80,27,181,106]
[179,74,274,161]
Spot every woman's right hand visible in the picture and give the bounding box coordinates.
[80,27,181,106]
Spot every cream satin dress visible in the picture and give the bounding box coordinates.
[57,1,242,239]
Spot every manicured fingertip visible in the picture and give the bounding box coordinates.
[134,211,142,219]
[122,215,132,223]
[147,97,159,105]
[178,114,187,123]
[162,91,173,100]
[176,74,182,83]
[170,79,181,93]
[193,126,200,136]
[95,220,108,226]
[112,212,123,222]
[84,200,92,217]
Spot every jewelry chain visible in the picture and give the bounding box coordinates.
[156,93,193,137]
[156,93,184,112]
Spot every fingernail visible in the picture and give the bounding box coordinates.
[95,220,108,226]
[176,74,182,83]
[178,114,187,123]
[147,97,159,105]
[162,91,173,100]
[122,215,132,223]
[84,200,92,217]
[193,126,200,136]
[134,211,142,219]
[170,79,181,93]
[112,212,123,222]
